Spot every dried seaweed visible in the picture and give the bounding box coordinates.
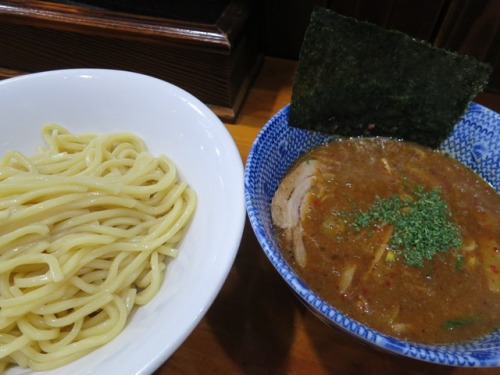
[289,7,492,148]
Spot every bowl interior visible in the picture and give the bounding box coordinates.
[245,104,500,367]
[0,69,245,375]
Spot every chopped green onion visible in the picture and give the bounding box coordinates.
[443,317,480,330]
[345,185,462,267]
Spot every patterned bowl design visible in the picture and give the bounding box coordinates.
[244,103,500,367]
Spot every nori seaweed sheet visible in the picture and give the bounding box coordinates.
[289,7,492,148]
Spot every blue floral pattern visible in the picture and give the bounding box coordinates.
[244,103,500,367]
[440,102,499,190]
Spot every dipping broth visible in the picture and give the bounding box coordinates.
[271,138,500,344]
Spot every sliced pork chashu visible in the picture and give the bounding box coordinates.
[271,160,318,268]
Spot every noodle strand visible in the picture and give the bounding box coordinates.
[0,124,196,371]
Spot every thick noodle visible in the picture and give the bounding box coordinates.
[0,124,196,372]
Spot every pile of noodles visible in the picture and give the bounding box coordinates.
[0,124,196,371]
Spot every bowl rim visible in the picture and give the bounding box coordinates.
[0,68,246,374]
[244,103,500,368]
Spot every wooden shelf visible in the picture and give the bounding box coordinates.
[0,0,263,122]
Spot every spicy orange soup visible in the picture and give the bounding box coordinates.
[271,138,500,344]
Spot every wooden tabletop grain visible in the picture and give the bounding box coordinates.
[153,57,499,375]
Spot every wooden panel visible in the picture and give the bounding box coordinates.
[0,0,234,50]
[434,0,500,93]
[0,0,263,121]
[49,0,231,24]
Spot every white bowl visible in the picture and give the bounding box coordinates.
[245,103,499,367]
[0,69,245,374]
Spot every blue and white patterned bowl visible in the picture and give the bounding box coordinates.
[244,103,500,367]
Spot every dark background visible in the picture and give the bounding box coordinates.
[51,0,500,93]
[257,0,499,93]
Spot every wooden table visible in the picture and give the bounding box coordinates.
[154,58,499,375]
